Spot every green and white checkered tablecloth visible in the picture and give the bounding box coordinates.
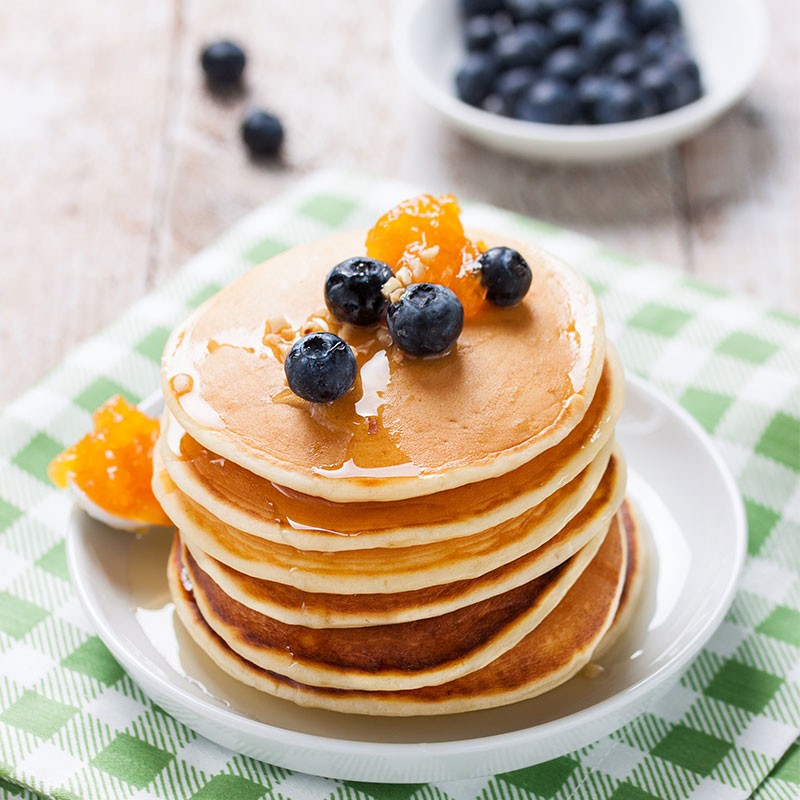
[0,170,798,800]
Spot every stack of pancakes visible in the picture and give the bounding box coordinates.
[154,230,642,716]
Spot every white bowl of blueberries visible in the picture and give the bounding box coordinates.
[395,0,769,162]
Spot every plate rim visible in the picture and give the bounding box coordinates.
[66,373,747,775]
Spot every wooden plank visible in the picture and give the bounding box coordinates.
[158,0,686,285]
[681,0,800,311]
[1,0,798,406]
[0,0,174,403]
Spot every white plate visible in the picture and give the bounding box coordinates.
[394,0,770,162]
[66,375,745,782]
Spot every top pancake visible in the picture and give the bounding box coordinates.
[161,229,604,501]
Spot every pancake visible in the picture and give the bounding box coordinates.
[154,445,624,595]
[180,523,608,691]
[159,349,624,551]
[594,500,645,659]
[161,229,605,502]
[168,503,631,715]
[184,490,616,627]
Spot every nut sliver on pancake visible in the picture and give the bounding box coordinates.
[167,508,629,715]
[179,522,609,692]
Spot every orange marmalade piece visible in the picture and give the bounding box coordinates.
[48,395,170,527]
[365,193,487,317]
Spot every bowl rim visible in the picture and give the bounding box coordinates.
[393,0,771,148]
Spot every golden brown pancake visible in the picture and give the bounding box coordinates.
[185,494,615,628]
[594,500,645,658]
[161,230,604,502]
[154,446,624,594]
[180,524,607,691]
[168,505,630,714]
[159,349,623,551]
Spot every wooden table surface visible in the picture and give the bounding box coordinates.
[1,0,798,405]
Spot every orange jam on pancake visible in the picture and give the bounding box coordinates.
[365,194,486,317]
[48,395,169,526]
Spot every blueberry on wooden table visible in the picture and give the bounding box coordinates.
[284,333,357,404]
[241,110,284,156]
[325,258,394,326]
[387,284,465,357]
[200,40,246,85]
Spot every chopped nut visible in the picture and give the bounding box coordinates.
[389,286,405,304]
[382,276,404,301]
[410,258,427,281]
[396,266,413,287]
[264,315,289,335]
[418,245,440,262]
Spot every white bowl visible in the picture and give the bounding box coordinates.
[394,0,770,163]
[66,376,746,782]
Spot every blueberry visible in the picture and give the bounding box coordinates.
[661,46,701,85]
[464,15,497,50]
[200,40,246,85]
[387,284,464,357]
[284,333,357,404]
[461,0,505,16]
[456,52,498,106]
[576,74,609,120]
[481,93,506,114]
[543,46,592,83]
[505,0,551,24]
[608,50,645,80]
[630,0,681,32]
[494,25,552,69]
[516,78,580,124]
[639,61,700,113]
[494,66,538,114]
[642,29,682,61]
[241,110,284,156]
[582,17,637,65]
[324,257,394,326]
[550,8,591,46]
[596,1,627,20]
[593,79,646,123]
[478,247,532,306]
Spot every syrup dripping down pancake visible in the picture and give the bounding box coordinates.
[159,349,623,551]
[154,446,624,595]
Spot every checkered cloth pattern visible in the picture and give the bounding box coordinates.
[0,170,798,800]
